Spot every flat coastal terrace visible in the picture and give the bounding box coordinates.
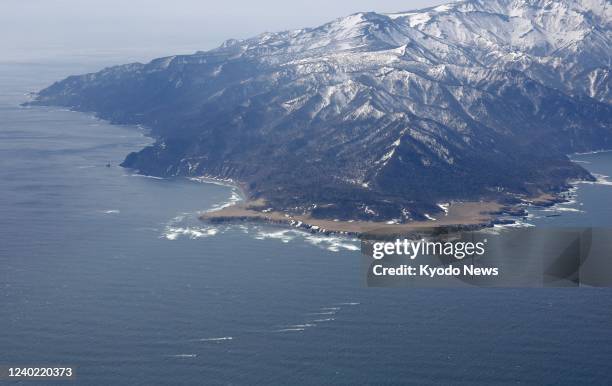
[200,200,504,236]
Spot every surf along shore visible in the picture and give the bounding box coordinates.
[198,177,567,237]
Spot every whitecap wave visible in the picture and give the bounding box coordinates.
[581,174,612,186]
[193,337,233,342]
[253,228,360,252]
[571,150,612,156]
[487,220,535,233]
[312,318,335,322]
[163,226,218,240]
[254,229,296,243]
[204,189,243,213]
[188,176,237,188]
[273,328,305,332]
[288,324,315,328]
[303,234,360,252]
[100,209,120,214]
[308,311,336,316]
[546,207,583,213]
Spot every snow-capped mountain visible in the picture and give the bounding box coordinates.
[388,0,611,102]
[31,0,612,221]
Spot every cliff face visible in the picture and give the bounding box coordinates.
[31,0,611,221]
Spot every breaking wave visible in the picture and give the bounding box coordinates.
[204,189,242,213]
[579,173,612,186]
[163,226,219,240]
[161,212,220,240]
[253,227,360,252]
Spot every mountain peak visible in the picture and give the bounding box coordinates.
[388,0,610,48]
[30,0,612,221]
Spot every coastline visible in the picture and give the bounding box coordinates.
[192,150,608,238]
[197,180,587,238]
[199,198,506,237]
[24,94,609,238]
[188,175,249,201]
[24,102,604,238]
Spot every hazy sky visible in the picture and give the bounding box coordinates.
[1,0,447,63]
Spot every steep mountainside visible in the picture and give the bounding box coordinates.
[30,0,612,221]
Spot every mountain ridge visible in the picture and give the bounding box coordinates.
[29,0,611,221]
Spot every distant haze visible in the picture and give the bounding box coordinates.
[1,0,447,63]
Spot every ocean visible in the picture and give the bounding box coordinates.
[1,60,611,385]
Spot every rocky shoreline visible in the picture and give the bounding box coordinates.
[199,186,579,239]
[201,200,509,238]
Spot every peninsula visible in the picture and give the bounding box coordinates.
[28,0,611,224]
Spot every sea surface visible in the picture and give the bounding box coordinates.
[1,60,612,385]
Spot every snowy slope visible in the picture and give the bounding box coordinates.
[31,0,612,221]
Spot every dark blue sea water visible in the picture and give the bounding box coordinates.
[1,61,612,385]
